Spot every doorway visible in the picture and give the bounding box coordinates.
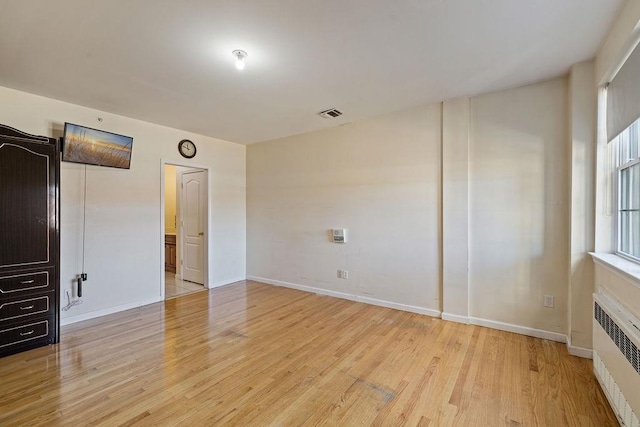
[162,163,208,300]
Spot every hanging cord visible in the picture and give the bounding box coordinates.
[76,164,88,297]
[82,163,87,274]
[70,165,88,304]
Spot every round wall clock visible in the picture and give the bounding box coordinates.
[178,139,197,159]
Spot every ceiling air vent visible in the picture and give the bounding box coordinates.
[318,108,343,119]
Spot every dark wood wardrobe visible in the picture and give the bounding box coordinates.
[0,124,60,357]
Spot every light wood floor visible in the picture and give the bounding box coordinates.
[0,281,617,426]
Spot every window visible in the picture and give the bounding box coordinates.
[615,119,640,260]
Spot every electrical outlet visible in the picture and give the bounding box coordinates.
[342,270,349,279]
[544,295,554,308]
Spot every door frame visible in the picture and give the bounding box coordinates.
[160,159,211,301]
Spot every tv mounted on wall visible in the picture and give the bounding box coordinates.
[62,123,133,169]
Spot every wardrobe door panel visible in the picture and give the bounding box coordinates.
[0,143,53,268]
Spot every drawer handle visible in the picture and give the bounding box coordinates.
[20,330,34,336]
[20,280,35,284]
[20,305,35,310]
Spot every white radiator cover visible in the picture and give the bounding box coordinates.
[593,292,640,426]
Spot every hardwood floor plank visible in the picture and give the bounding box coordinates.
[0,281,618,426]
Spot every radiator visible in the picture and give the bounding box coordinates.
[593,292,640,426]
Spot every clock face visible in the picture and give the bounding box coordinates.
[178,139,196,158]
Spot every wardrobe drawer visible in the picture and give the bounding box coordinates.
[0,270,53,296]
[0,318,53,352]
[0,295,50,322]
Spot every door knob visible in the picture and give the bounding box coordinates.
[199,232,204,236]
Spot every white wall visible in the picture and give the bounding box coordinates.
[247,106,442,314]
[0,85,246,322]
[468,77,569,335]
[248,77,571,337]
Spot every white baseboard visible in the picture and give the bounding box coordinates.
[442,313,584,354]
[210,276,246,289]
[468,316,567,343]
[60,296,163,326]
[442,312,470,324]
[566,337,593,359]
[248,276,441,318]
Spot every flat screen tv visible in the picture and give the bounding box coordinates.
[62,122,133,169]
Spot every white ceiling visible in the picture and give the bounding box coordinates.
[0,0,623,144]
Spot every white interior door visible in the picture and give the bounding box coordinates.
[181,170,206,284]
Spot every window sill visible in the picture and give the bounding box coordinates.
[589,252,640,288]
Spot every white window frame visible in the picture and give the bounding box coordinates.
[615,121,640,263]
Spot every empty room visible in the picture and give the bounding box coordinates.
[1,0,639,425]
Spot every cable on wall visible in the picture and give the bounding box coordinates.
[82,163,87,275]
[77,164,88,297]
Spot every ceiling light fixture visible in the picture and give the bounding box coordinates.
[232,50,247,70]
